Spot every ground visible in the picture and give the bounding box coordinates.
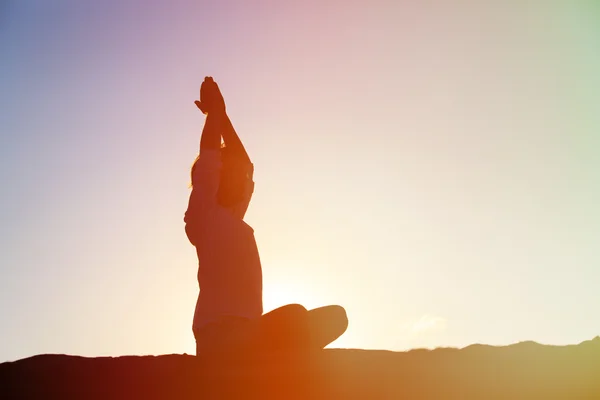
[1,337,599,399]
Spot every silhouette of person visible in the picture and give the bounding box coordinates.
[185,77,348,357]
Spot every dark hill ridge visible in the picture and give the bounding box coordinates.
[1,337,599,399]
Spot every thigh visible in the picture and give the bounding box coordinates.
[260,304,307,326]
[307,305,347,326]
[257,304,311,350]
[307,305,348,349]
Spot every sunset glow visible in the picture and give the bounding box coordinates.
[1,1,599,362]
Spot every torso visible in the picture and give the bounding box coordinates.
[192,206,263,331]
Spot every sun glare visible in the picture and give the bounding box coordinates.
[262,281,309,313]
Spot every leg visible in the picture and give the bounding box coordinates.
[256,304,312,351]
[307,305,348,349]
[254,304,348,351]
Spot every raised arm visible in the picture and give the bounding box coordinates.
[188,111,222,200]
[195,77,223,152]
[196,77,250,164]
[185,78,225,244]
[191,77,224,192]
[199,112,222,152]
[192,77,254,217]
[220,113,250,164]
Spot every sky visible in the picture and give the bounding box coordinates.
[1,0,599,362]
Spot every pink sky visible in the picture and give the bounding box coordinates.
[0,1,599,361]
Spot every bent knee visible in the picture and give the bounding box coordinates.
[331,305,348,329]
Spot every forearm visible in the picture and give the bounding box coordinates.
[199,113,222,152]
[220,112,250,163]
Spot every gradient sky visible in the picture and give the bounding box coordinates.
[1,1,599,362]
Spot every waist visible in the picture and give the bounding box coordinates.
[193,293,262,329]
[194,312,260,332]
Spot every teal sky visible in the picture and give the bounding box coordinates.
[1,1,599,362]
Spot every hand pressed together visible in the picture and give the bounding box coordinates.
[195,76,226,115]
